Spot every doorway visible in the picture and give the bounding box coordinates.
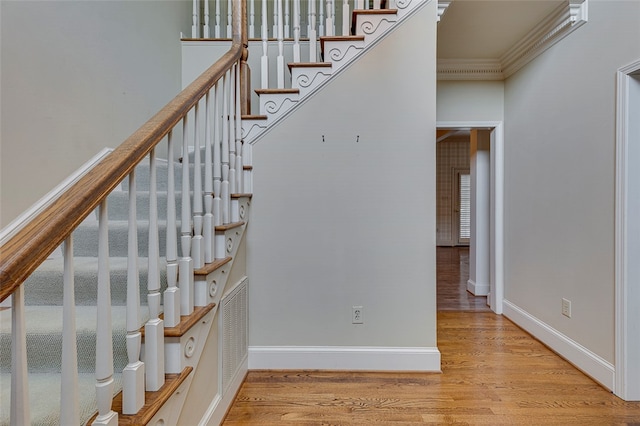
[615,60,640,401]
[436,121,504,315]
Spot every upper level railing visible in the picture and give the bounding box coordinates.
[0,1,249,424]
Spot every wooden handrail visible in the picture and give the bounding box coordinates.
[0,0,247,302]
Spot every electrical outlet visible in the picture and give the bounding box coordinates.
[562,298,572,318]
[352,306,363,324]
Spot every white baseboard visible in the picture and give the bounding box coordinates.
[503,299,614,390]
[199,355,248,426]
[467,279,490,296]
[248,346,441,371]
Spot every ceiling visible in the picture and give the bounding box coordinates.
[437,0,565,60]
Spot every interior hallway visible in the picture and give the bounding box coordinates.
[222,248,640,424]
[436,246,491,312]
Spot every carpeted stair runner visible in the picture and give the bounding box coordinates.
[0,155,182,425]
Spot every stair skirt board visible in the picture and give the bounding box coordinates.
[197,277,249,426]
[502,300,615,391]
[248,346,441,371]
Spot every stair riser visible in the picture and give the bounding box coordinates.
[0,330,128,373]
[72,221,180,258]
[107,191,185,222]
[121,162,207,194]
[23,261,168,306]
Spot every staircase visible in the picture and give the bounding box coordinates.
[0,155,251,425]
[0,0,432,424]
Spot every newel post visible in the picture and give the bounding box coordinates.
[240,0,251,115]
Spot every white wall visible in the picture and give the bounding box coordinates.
[437,80,504,122]
[503,0,640,366]
[0,0,191,228]
[247,2,438,365]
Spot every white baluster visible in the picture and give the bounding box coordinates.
[277,0,285,88]
[192,103,204,269]
[93,201,117,426]
[342,0,350,36]
[213,81,222,230]
[204,90,214,264]
[222,70,231,225]
[273,0,278,38]
[122,170,144,415]
[181,116,195,315]
[10,285,30,426]
[146,148,165,392]
[309,0,317,62]
[60,236,79,424]
[192,0,199,38]
[243,143,253,194]
[249,0,256,38]
[293,0,301,62]
[233,64,243,222]
[228,66,237,213]
[284,0,291,38]
[261,0,269,88]
[215,0,221,37]
[319,0,325,36]
[204,0,210,37]
[356,0,364,10]
[227,0,232,37]
[164,131,181,328]
[325,0,334,36]
[374,0,381,9]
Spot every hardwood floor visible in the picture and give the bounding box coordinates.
[223,247,640,425]
[436,246,491,312]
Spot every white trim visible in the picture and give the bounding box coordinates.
[467,279,489,296]
[0,148,112,245]
[437,1,451,23]
[198,355,248,426]
[248,346,441,371]
[437,121,504,314]
[615,58,640,401]
[437,1,588,81]
[503,300,615,391]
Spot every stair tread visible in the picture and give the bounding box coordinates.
[140,303,216,338]
[89,366,193,425]
[287,62,332,70]
[255,88,300,95]
[242,114,268,120]
[231,193,253,198]
[216,220,245,232]
[194,256,232,276]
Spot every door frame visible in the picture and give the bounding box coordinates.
[437,121,504,314]
[615,59,640,401]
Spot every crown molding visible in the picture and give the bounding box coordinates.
[437,59,504,81]
[437,1,451,22]
[437,0,588,81]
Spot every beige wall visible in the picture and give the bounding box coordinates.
[503,0,640,363]
[248,2,438,350]
[0,0,191,228]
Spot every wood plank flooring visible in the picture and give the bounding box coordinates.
[437,246,491,312]
[223,247,640,425]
